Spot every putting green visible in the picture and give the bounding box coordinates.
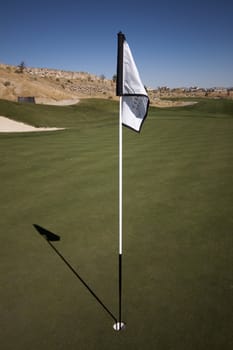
[0,98,232,349]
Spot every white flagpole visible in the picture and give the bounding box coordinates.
[119,96,123,328]
[113,32,126,331]
[113,96,125,331]
[114,31,149,331]
[119,96,123,257]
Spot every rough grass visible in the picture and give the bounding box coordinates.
[0,98,233,350]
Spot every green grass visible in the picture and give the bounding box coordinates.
[0,98,233,350]
[0,98,118,128]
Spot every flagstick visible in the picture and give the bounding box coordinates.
[119,96,122,257]
[114,30,149,331]
[113,96,125,331]
[119,96,123,324]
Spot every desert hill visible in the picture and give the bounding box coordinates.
[1,62,231,107]
[0,63,116,104]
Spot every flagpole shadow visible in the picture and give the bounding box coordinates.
[33,224,117,323]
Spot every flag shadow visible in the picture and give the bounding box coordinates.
[33,224,117,323]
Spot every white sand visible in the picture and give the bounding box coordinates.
[35,98,80,106]
[153,99,198,108]
[0,116,64,133]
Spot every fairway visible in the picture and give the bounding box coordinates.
[0,98,233,350]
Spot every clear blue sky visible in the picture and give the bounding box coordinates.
[0,0,233,88]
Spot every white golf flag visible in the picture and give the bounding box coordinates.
[117,33,149,132]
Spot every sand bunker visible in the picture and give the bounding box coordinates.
[0,116,64,133]
[36,98,80,106]
[152,99,198,108]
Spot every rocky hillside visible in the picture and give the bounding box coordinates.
[0,63,198,107]
[2,62,231,107]
[0,63,116,103]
